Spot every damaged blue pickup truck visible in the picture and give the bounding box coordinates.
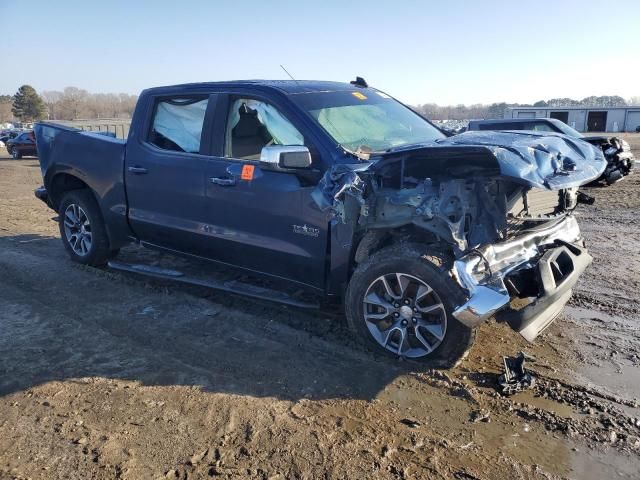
[34,79,606,366]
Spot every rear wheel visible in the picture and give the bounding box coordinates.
[345,244,475,367]
[11,148,21,159]
[58,190,115,266]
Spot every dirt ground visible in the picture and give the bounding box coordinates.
[0,135,639,480]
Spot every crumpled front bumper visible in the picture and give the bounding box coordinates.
[452,215,591,341]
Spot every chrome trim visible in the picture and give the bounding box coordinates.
[260,145,311,169]
[452,215,583,328]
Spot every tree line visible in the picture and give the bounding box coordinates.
[1,85,639,124]
[0,85,138,123]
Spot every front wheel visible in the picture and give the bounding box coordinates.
[345,244,475,367]
[58,190,115,266]
[11,148,21,159]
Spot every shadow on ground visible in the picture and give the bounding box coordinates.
[0,234,406,402]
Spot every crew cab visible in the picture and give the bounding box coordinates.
[468,118,634,185]
[34,79,606,366]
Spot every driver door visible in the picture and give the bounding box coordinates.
[201,94,329,289]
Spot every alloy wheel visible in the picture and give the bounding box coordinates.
[363,272,447,358]
[63,203,92,256]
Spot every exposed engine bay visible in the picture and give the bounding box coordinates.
[313,131,605,341]
[361,175,581,254]
[314,131,603,256]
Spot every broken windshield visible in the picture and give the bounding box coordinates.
[293,90,445,157]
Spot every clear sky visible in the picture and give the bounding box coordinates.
[1,0,639,105]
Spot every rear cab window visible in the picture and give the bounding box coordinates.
[148,97,208,154]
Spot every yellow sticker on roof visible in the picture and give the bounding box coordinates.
[352,92,367,100]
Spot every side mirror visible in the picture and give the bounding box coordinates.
[260,145,312,169]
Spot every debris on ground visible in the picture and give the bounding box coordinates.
[498,352,535,396]
[399,418,422,428]
[470,409,491,423]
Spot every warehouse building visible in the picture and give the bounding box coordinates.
[504,106,640,133]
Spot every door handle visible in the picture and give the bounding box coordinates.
[128,166,148,174]
[209,176,236,186]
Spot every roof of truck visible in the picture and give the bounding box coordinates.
[144,80,362,96]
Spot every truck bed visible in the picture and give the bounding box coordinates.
[34,122,130,247]
[36,122,126,177]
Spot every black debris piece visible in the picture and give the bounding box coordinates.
[399,418,422,428]
[498,352,535,396]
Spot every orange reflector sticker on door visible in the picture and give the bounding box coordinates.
[241,164,255,181]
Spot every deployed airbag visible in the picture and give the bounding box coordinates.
[153,99,208,153]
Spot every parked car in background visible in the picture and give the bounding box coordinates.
[0,129,20,145]
[34,79,605,366]
[467,118,634,185]
[6,131,37,159]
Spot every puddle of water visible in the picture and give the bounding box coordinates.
[377,377,638,479]
[569,447,639,480]
[564,306,640,406]
[512,390,581,420]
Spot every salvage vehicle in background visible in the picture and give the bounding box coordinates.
[467,118,634,185]
[0,129,20,147]
[6,131,37,159]
[34,79,606,366]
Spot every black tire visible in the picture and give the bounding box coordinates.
[11,148,21,159]
[58,189,114,266]
[345,243,475,368]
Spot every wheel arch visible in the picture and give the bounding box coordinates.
[48,172,94,212]
[352,226,455,268]
[48,173,119,248]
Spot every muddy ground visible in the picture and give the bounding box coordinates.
[0,135,639,480]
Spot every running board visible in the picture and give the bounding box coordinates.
[107,261,319,309]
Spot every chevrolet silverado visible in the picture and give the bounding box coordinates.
[34,79,606,366]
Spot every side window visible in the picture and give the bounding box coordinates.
[225,98,304,160]
[479,123,507,130]
[148,97,208,154]
[480,122,522,131]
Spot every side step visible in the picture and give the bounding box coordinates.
[107,261,319,309]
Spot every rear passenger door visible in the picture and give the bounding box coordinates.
[125,94,215,253]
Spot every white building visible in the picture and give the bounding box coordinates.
[504,106,640,133]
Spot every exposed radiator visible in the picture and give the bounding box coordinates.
[508,188,561,219]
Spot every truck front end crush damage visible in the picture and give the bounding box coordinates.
[314,131,606,342]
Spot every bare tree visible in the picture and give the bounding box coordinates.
[0,95,12,122]
[57,87,90,120]
[41,90,63,120]
[38,88,139,120]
